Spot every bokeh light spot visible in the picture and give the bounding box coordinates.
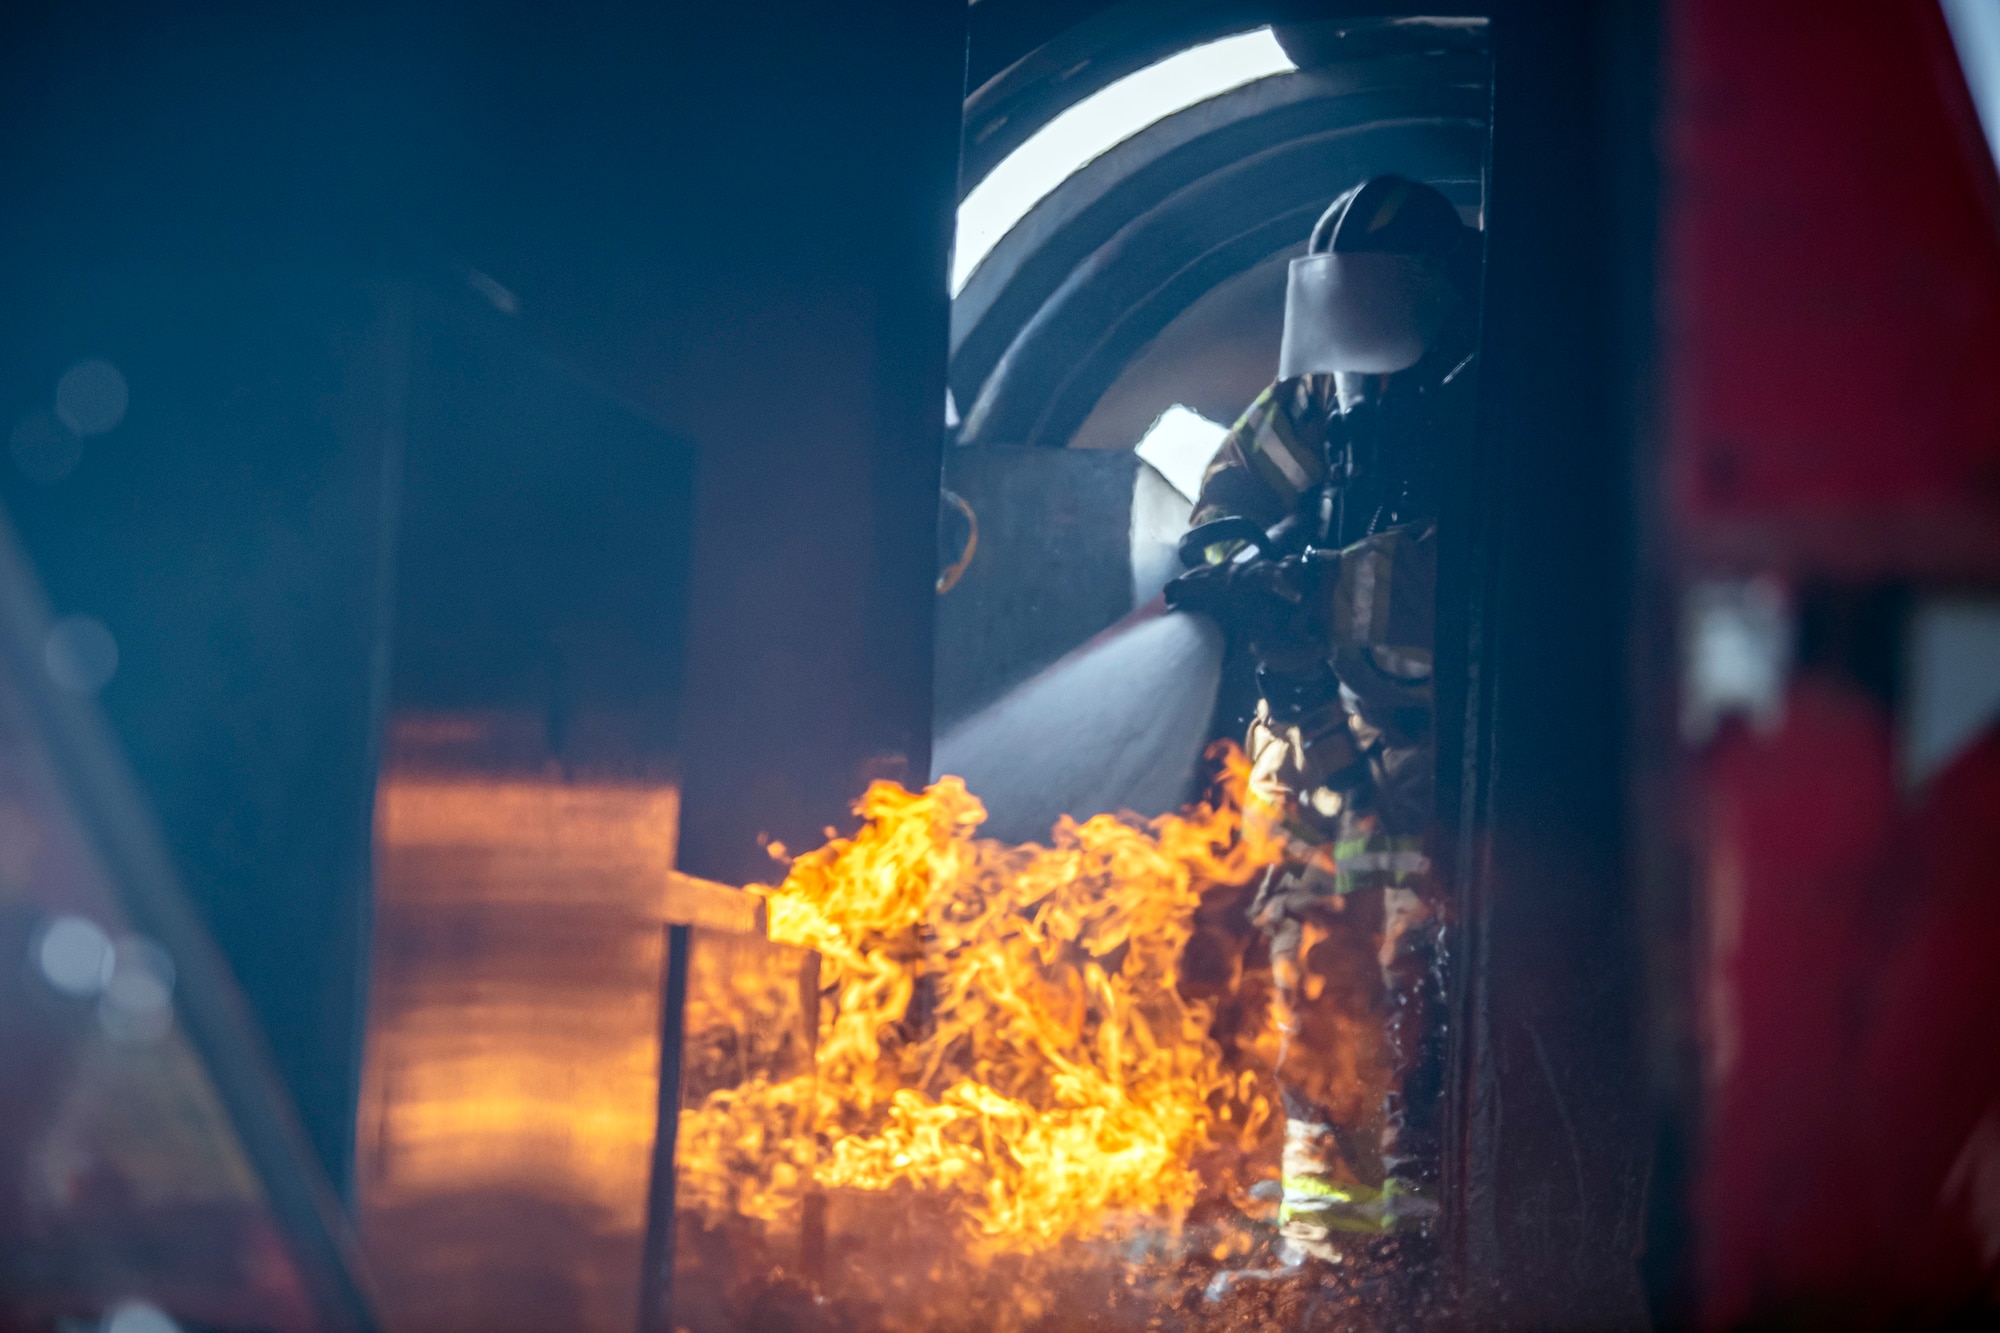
[104,935,176,1018]
[9,410,83,482]
[103,1301,181,1333]
[55,358,129,437]
[44,615,119,694]
[34,915,115,998]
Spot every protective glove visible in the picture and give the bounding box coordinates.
[1164,551,1338,691]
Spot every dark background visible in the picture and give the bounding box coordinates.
[0,0,966,1197]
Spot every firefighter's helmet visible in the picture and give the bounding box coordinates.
[1277,175,1478,379]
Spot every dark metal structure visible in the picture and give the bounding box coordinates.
[954,17,1489,453]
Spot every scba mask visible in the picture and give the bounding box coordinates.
[1275,175,1477,382]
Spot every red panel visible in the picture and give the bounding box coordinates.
[1857,731,2000,1313]
[1662,0,2000,1321]
[1695,680,1899,1324]
[1698,697,2000,1324]
[1665,0,2000,578]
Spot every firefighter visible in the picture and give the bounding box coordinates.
[1165,175,1479,1260]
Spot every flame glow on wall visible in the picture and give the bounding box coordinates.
[359,771,684,1333]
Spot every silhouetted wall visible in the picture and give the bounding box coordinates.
[0,0,966,1190]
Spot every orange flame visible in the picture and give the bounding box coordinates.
[676,745,1284,1258]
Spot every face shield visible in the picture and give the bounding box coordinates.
[1276,251,1459,381]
